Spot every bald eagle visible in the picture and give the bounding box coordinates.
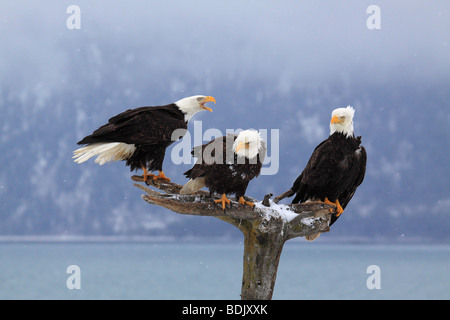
[180,130,266,210]
[276,106,366,240]
[73,95,215,181]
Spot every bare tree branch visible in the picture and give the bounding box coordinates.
[132,175,335,240]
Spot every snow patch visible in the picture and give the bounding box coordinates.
[299,217,315,227]
[254,200,298,222]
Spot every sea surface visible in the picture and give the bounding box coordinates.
[0,241,448,300]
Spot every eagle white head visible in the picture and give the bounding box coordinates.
[175,95,215,122]
[233,129,265,160]
[329,106,355,138]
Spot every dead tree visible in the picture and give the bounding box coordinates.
[132,176,335,300]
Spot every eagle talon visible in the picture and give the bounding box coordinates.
[238,196,254,208]
[153,171,171,182]
[214,194,231,210]
[141,167,156,182]
[323,197,344,217]
[335,201,344,217]
[323,198,334,212]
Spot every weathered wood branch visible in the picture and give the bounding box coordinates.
[132,176,334,239]
[132,175,336,299]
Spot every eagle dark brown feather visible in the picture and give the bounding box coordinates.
[291,132,367,226]
[77,104,186,172]
[183,134,265,200]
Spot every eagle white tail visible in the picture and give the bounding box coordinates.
[73,142,136,165]
[180,177,206,194]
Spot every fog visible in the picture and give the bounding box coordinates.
[1,1,449,89]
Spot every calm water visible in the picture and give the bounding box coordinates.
[0,242,448,299]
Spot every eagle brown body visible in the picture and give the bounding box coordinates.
[184,135,264,199]
[291,132,367,226]
[180,131,266,209]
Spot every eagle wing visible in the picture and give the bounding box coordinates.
[292,135,358,205]
[185,135,234,179]
[291,139,332,199]
[338,145,367,210]
[180,135,236,194]
[77,105,186,146]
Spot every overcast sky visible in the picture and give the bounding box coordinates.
[1,0,449,96]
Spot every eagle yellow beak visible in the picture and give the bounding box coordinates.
[235,141,245,153]
[331,115,342,124]
[201,96,215,112]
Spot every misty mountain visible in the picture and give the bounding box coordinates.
[0,1,448,242]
